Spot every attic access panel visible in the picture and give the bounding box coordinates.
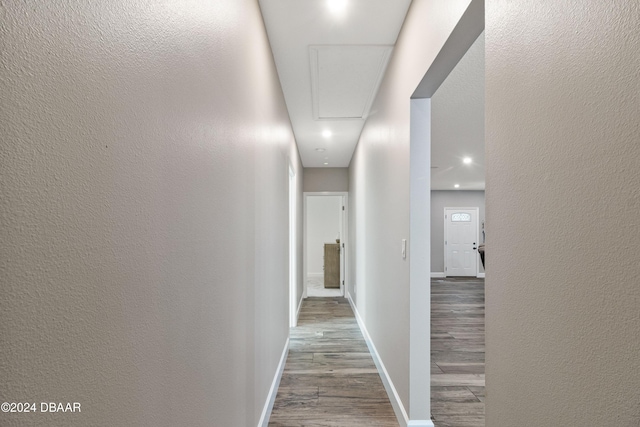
[310,45,392,120]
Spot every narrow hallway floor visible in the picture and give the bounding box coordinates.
[268,297,399,427]
[431,277,485,427]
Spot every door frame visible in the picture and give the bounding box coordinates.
[443,207,480,278]
[407,1,484,423]
[288,166,297,327]
[303,192,349,298]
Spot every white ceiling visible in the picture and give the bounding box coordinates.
[259,0,411,167]
[259,0,485,190]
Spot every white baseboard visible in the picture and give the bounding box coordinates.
[307,273,323,279]
[257,337,289,427]
[346,293,433,427]
[477,272,485,278]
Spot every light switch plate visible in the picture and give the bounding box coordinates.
[402,239,406,259]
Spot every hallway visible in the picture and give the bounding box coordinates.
[269,297,398,426]
[2,1,638,425]
[270,278,485,427]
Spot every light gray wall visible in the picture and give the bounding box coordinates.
[348,0,476,415]
[306,196,342,275]
[486,1,640,425]
[0,1,303,426]
[303,167,349,192]
[431,191,485,273]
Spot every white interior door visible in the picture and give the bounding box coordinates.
[444,208,478,277]
[339,196,345,295]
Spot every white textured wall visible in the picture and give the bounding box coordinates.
[431,191,485,273]
[486,1,640,425]
[348,0,473,413]
[0,1,302,426]
[303,168,349,192]
[306,196,342,276]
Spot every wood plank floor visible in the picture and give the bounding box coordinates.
[269,297,399,427]
[269,278,485,427]
[431,277,485,427]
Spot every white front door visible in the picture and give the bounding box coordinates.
[444,208,479,277]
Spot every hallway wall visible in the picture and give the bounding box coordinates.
[485,1,640,425]
[0,1,302,426]
[303,167,349,192]
[348,0,474,416]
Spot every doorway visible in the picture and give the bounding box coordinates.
[408,2,484,422]
[303,192,348,298]
[289,166,297,327]
[444,207,479,277]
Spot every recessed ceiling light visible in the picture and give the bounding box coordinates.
[322,130,332,138]
[324,162,329,165]
[315,148,325,152]
[327,0,347,14]
[463,157,472,164]
[454,184,460,188]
